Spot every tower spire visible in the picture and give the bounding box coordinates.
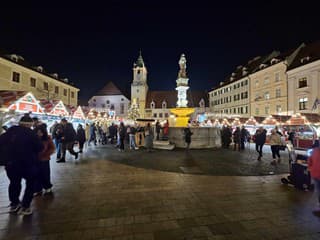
[135,50,145,67]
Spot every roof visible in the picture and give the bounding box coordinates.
[287,41,320,70]
[0,90,27,107]
[0,52,78,89]
[146,90,208,108]
[95,81,125,96]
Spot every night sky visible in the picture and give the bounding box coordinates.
[1,1,319,103]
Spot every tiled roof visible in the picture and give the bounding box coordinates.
[96,81,124,96]
[287,41,320,70]
[0,90,27,107]
[146,90,208,108]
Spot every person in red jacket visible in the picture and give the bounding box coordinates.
[34,124,55,196]
[308,140,320,213]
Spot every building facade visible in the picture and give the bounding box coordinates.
[0,54,79,106]
[88,81,130,118]
[287,41,320,114]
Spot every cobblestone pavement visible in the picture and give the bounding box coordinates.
[0,145,319,240]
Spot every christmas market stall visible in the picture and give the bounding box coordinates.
[244,116,258,135]
[283,113,318,149]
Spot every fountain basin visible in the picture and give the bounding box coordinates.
[168,127,221,149]
[170,107,195,127]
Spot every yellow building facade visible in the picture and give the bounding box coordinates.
[0,55,79,106]
[250,61,288,117]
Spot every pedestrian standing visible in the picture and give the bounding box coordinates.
[269,129,281,165]
[184,127,193,151]
[233,127,241,151]
[118,122,126,152]
[52,122,63,160]
[34,124,55,196]
[129,125,138,150]
[76,124,86,153]
[155,120,161,140]
[308,140,320,214]
[144,123,154,152]
[0,113,43,215]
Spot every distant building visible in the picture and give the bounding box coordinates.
[287,41,320,114]
[131,53,208,121]
[0,53,79,106]
[88,81,130,118]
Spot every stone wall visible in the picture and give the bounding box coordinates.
[168,127,221,149]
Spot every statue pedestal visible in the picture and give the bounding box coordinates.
[170,108,195,127]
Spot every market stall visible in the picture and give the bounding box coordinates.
[244,116,258,136]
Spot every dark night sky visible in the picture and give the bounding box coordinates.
[0,1,319,103]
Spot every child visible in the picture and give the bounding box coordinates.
[34,124,55,196]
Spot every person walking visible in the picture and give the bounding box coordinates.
[308,140,320,214]
[184,127,193,151]
[255,127,266,161]
[155,120,161,140]
[240,126,249,150]
[57,118,78,163]
[52,121,63,161]
[270,129,281,165]
[128,125,138,150]
[144,123,154,152]
[76,124,86,153]
[88,123,97,146]
[33,124,55,196]
[0,113,43,215]
[118,122,126,152]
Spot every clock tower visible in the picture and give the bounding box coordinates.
[131,51,148,118]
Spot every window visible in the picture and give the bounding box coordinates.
[159,113,163,118]
[120,103,124,114]
[110,104,115,110]
[264,92,270,100]
[106,100,110,104]
[93,98,96,102]
[55,86,59,94]
[151,102,155,109]
[30,77,36,87]
[71,91,75,98]
[255,79,259,87]
[264,77,270,85]
[265,106,269,114]
[43,82,49,91]
[162,101,167,109]
[153,113,157,118]
[101,104,106,108]
[63,89,67,96]
[233,108,236,114]
[165,113,169,118]
[137,89,139,93]
[275,89,281,98]
[299,97,308,110]
[255,108,259,115]
[298,77,307,88]
[121,98,124,101]
[241,92,248,99]
[12,72,20,83]
[276,105,282,113]
[275,72,280,82]
[245,106,248,114]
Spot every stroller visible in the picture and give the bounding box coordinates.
[281,143,314,191]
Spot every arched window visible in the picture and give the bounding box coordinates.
[150,101,155,109]
[162,101,167,109]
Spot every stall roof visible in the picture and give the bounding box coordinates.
[7,92,45,114]
[0,91,27,108]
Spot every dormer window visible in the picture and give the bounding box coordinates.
[10,54,18,62]
[271,58,280,64]
[162,101,167,109]
[150,101,155,109]
[300,56,311,63]
[231,72,236,77]
[52,73,58,79]
[259,63,268,69]
[36,66,43,72]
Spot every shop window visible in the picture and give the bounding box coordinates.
[12,72,20,83]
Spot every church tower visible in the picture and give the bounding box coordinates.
[131,51,148,118]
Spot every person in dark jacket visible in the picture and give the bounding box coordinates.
[255,127,267,160]
[118,122,126,152]
[57,118,78,162]
[233,127,241,151]
[155,121,161,140]
[184,127,193,151]
[0,113,43,215]
[52,122,63,160]
[240,126,250,150]
[76,124,86,153]
[108,123,117,144]
[88,123,97,146]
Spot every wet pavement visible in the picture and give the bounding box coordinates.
[0,144,320,240]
